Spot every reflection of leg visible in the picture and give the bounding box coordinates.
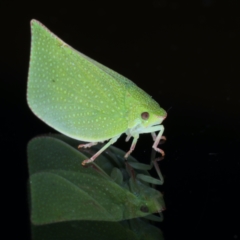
[81,135,120,166]
[151,149,164,185]
[124,134,139,158]
[78,142,98,149]
[129,149,164,185]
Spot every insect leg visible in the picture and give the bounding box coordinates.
[125,129,132,142]
[152,125,165,155]
[125,134,132,142]
[124,134,139,158]
[78,142,98,149]
[151,132,156,141]
[127,148,164,185]
[151,132,166,143]
[81,135,121,166]
[139,125,165,156]
[150,149,164,185]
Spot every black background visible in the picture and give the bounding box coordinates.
[1,1,240,239]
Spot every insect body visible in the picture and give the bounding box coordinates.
[27,20,167,165]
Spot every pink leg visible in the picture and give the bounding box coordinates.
[78,142,98,149]
[151,132,166,143]
[124,135,139,158]
[81,135,120,166]
[152,125,165,156]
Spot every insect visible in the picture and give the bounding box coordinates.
[27,20,167,166]
[28,135,165,224]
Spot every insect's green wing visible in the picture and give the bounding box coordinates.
[76,51,133,86]
[27,20,128,142]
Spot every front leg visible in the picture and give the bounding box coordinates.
[124,134,139,158]
[139,125,165,156]
[152,125,165,156]
[151,132,166,143]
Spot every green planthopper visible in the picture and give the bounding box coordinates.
[27,20,167,166]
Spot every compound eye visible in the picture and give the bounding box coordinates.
[140,205,149,213]
[141,112,149,120]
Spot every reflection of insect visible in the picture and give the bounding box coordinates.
[28,135,165,225]
[27,20,167,166]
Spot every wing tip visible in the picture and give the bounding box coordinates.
[30,19,49,32]
[30,19,38,26]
